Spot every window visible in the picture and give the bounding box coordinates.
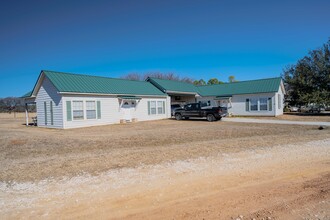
[247,97,273,111]
[72,101,84,120]
[157,101,164,114]
[268,98,272,111]
[150,101,156,115]
[259,98,268,111]
[245,99,249,111]
[250,99,258,111]
[148,101,165,115]
[86,101,96,119]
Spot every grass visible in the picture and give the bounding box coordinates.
[0,114,329,183]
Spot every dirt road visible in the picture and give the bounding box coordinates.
[1,138,329,219]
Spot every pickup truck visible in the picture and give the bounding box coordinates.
[174,103,224,122]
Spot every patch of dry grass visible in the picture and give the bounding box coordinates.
[0,112,36,119]
[0,117,329,183]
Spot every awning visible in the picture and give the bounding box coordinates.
[117,96,142,100]
[214,96,232,100]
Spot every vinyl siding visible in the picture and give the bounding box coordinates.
[62,95,170,129]
[35,76,63,128]
[275,86,284,116]
[197,93,277,116]
[229,93,276,116]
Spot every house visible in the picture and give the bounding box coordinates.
[196,78,285,116]
[23,70,285,129]
[23,70,170,129]
[146,77,199,105]
[145,77,285,116]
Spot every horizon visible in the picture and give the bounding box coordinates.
[1,0,329,98]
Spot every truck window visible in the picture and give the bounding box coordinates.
[192,103,200,110]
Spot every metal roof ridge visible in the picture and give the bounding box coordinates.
[196,77,282,87]
[42,70,151,84]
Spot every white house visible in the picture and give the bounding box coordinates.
[23,70,285,129]
[23,70,170,129]
[145,77,285,116]
[196,78,285,116]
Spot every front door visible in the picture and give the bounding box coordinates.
[121,101,133,121]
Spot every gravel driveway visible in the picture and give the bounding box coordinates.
[222,117,330,126]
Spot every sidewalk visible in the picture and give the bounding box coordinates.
[222,117,330,126]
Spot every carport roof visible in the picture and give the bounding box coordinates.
[146,77,198,94]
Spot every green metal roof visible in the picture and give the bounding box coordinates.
[147,77,198,94]
[197,77,282,96]
[41,70,166,96]
[21,91,33,98]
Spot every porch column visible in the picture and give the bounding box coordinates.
[25,103,29,126]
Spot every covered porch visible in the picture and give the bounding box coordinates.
[24,97,37,126]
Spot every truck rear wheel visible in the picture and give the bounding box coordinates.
[175,113,182,120]
[206,114,215,122]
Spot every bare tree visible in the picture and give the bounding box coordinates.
[121,72,194,83]
[120,73,144,81]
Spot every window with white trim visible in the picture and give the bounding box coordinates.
[157,101,164,114]
[259,98,268,111]
[148,100,165,115]
[250,99,258,111]
[72,101,84,120]
[247,97,272,112]
[150,101,156,115]
[86,101,96,119]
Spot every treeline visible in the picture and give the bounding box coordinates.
[0,97,35,113]
[121,72,238,85]
[282,38,330,106]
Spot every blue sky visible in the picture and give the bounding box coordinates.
[0,0,329,97]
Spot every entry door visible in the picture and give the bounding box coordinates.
[122,101,132,121]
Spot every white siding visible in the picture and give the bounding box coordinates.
[230,93,276,116]
[275,86,284,116]
[197,93,279,116]
[35,77,63,128]
[62,95,170,129]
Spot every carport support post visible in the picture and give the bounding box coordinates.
[25,103,29,126]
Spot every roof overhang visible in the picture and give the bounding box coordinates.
[214,96,232,100]
[23,96,36,104]
[117,95,142,100]
[58,91,167,98]
[166,91,198,96]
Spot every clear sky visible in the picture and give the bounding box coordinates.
[0,0,329,97]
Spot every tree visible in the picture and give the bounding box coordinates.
[282,39,330,106]
[228,75,238,83]
[121,73,144,81]
[193,79,206,86]
[207,78,224,85]
[121,72,194,83]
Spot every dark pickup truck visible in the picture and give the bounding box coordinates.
[174,103,224,122]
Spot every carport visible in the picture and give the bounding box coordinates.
[146,77,199,106]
